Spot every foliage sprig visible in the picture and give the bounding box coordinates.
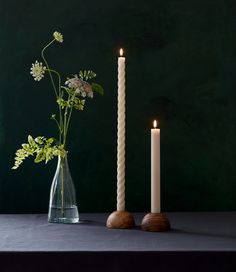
[13,31,104,169]
[12,135,65,169]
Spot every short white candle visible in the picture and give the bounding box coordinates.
[117,48,126,211]
[151,120,161,213]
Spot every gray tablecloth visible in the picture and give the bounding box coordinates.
[0,212,236,271]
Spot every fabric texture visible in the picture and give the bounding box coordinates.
[0,212,235,271]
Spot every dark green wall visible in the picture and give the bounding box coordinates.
[0,0,236,213]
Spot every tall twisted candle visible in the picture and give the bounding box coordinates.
[151,120,161,213]
[117,48,125,211]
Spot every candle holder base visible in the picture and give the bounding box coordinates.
[106,211,135,229]
[141,212,170,232]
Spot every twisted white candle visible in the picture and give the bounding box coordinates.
[117,48,125,211]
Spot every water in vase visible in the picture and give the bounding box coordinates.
[48,154,79,224]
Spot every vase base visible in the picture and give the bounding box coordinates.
[48,205,79,224]
[48,217,80,224]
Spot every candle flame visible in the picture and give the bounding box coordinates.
[119,48,124,56]
[153,120,157,128]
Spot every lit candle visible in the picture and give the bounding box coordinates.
[117,48,126,211]
[151,120,160,213]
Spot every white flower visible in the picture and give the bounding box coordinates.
[30,61,46,81]
[65,75,93,98]
[53,31,63,43]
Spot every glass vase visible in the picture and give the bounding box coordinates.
[48,153,79,223]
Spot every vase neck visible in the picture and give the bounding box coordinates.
[57,153,68,166]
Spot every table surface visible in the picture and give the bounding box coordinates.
[0,212,236,252]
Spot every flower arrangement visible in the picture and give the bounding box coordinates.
[12,31,104,169]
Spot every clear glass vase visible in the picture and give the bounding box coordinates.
[48,154,79,223]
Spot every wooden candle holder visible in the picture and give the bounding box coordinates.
[106,211,135,229]
[141,212,170,232]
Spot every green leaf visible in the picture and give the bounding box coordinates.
[22,143,29,149]
[47,138,54,144]
[91,83,104,95]
[57,98,67,109]
[34,151,44,163]
[61,86,74,96]
[79,70,96,80]
[73,98,85,111]
[12,135,64,169]
[35,136,45,145]
[28,135,34,146]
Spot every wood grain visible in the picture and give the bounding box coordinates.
[106,211,135,229]
[141,212,170,232]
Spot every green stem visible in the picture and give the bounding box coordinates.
[52,117,61,132]
[60,157,65,217]
[63,92,76,147]
[64,101,74,145]
[46,69,63,143]
[41,40,63,144]
[41,39,58,98]
[63,94,72,147]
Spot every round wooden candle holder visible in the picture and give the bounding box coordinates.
[141,212,170,232]
[106,211,135,229]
